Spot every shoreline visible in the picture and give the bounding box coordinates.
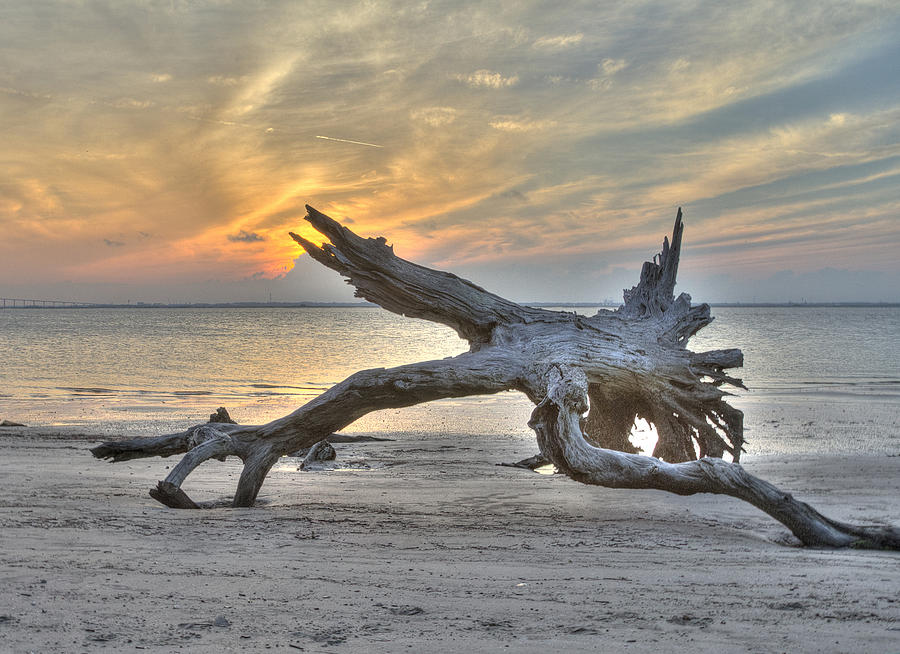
[2,301,899,310]
[1,428,898,652]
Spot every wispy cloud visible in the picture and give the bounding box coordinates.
[588,58,628,91]
[228,230,265,243]
[533,33,583,49]
[455,70,519,89]
[411,107,458,127]
[110,98,153,109]
[489,118,556,132]
[207,75,245,86]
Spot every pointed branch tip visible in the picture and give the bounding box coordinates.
[289,231,318,250]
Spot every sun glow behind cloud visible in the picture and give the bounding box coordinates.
[0,1,898,303]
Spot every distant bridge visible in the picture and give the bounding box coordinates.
[0,297,100,308]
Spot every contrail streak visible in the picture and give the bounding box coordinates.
[315,135,383,148]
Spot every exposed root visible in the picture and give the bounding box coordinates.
[149,481,200,509]
[528,367,900,550]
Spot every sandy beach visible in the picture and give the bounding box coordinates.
[0,427,898,653]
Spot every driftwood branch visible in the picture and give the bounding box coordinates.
[91,206,899,549]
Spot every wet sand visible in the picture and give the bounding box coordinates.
[0,428,898,653]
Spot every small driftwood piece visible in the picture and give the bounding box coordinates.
[298,440,337,470]
[496,454,550,471]
[208,407,237,424]
[92,206,899,549]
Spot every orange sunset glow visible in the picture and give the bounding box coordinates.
[1,2,899,304]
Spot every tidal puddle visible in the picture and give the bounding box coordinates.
[272,457,385,473]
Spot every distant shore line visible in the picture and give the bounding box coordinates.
[1,300,899,310]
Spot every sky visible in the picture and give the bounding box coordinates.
[1,0,899,304]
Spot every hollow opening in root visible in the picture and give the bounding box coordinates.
[629,417,659,455]
[629,417,736,462]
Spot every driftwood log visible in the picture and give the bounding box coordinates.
[92,206,899,549]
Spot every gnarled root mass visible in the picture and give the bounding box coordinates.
[92,206,899,549]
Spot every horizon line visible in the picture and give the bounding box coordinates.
[2,300,899,310]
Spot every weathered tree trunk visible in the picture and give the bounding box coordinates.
[92,206,899,549]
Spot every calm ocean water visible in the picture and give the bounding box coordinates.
[1,306,898,455]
